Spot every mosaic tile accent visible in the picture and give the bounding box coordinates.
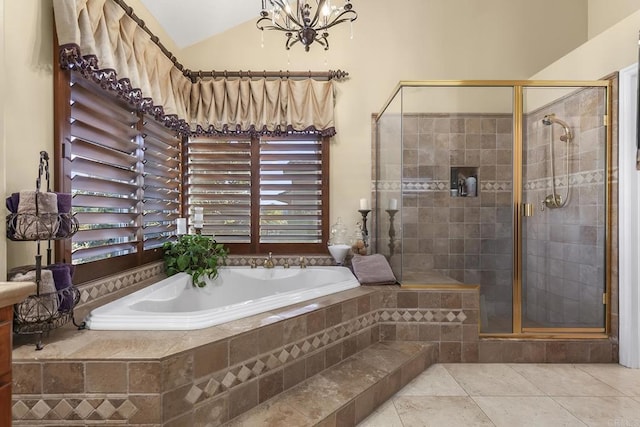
[524,169,607,191]
[226,255,334,267]
[375,180,513,193]
[379,309,467,323]
[13,396,137,422]
[76,261,165,308]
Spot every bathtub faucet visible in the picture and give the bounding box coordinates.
[264,252,275,269]
[299,256,307,269]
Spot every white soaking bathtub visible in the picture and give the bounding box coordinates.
[84,266,360,330]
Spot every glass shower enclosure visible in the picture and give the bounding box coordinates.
[373,81,611,336]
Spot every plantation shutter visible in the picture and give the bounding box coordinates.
[186,137,252,243]
[68,75,142,264]
[141,117,181,249]
[259,139,323,244]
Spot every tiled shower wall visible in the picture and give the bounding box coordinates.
[523,87,608,327]
[377,114,514,332]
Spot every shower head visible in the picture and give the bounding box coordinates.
[542,114,573,142]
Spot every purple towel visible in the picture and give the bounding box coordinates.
[351,254,397,285]
[45,263,74,311]
[56,193,73,237]
[6,192,19,213]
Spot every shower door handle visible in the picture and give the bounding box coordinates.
[522,203,534,217]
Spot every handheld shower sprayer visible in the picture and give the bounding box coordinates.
[540,113,573,211]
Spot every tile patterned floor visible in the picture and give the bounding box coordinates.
[359,364,640,427]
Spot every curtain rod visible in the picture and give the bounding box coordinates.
[113,0,349,81]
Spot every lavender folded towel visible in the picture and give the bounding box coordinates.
[55,193,73,237]
[45,263,74,311]
[351,254,397,285]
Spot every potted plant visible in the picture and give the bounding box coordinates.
[162,234,229,287]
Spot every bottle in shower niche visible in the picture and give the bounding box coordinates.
[465,176,477,197]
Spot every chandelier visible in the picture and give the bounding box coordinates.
[257,0,357,52]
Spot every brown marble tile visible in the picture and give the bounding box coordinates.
[379,324,396,341]
[229,379,259,420]
[545,341,590,363]
[325,342,343,369]
[258,323,284,355]
[419,292,441,308]
[462,291,480,308]
[352,343,411,374]
[589,341,614,362]
[463,309,479,324]
[397,291,419,308]
[357,295,371,316]
[462,324,479,342]
[439,342,462,363]
[419,324,441,341]
[128,394,162,424]
[129,361,162,393]
[441,293,462,309]
[230,331,259,366]
[194,339,228,379]
[462,342,479,362]
[478,340,505,362]
[441,324,462,342]
[162,383,194,421]
[326,304,343,328]
[283,316,307,344]
[379,290,398,308]
[307,309,326,335]
[306,349,326,378]
[165,412,194,427]
[226,399,311,427]
[320,358,388,403]
[284,358,306,390]
[341,299,358,322]
[193,394,229,427]
[342,335,358,359]
[12,363,41,394]
[400,354,426,387]
[354,384,376,424]
[259,368,284,403]
[42,362,84,394]
[281,374,346,422]
[396,323,419,341]
[335,400,355,427]
[356,328,372,352]
[86,362,127,393]
[316,413,337,427]
[162,352,194,390]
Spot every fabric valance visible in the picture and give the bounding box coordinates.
[52,0,337,137]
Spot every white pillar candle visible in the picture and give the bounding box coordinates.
[389,198,398,210]
[359,198,369,210]
[176,218,187,235]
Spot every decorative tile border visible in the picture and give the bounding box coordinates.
[379,309,467,323]
[524,169,607,191]
[13,397,137,423]
[76,261,165,308]
[374,180,512,193]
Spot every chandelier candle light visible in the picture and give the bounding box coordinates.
[257,0,357,51]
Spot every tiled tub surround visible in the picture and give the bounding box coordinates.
[12,285,481,426]
[523,87,608,328]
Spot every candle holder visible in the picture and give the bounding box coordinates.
[358,209,371,248]
[386,209,398,257]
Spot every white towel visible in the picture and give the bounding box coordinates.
[16,191,59,239]
[11,270,59,321]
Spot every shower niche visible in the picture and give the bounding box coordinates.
[373,81,611,337]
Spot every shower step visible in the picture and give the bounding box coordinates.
[225,341,438,426]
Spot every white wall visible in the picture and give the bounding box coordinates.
[588,0,640,39]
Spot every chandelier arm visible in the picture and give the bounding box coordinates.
[317,10,357,31]
[307,0,324,28]
[257,17,298,32]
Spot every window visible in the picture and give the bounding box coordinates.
[56,73,329,283]
[56,71,181,283]
[186,136,329,254]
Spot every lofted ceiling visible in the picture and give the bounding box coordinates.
[139,0,257,48]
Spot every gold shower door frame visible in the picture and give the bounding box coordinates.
[378,80,612,339]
